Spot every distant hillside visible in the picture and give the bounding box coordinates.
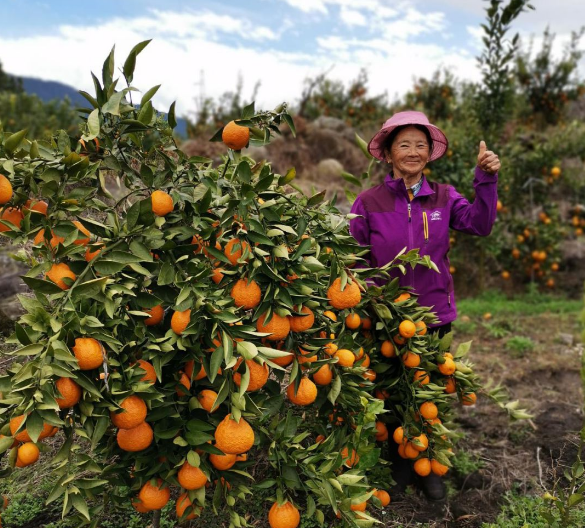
[16,75,188,136]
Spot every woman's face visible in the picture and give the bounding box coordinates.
[385,127,430,178]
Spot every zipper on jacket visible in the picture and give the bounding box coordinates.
[422,211,429,244]
[408,203,411,222]
[447,291,451,307]
[407,202,414,288]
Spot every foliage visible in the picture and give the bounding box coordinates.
[505,335,535,356]
[0,60,22,94]
[402,69,458,123]
[450,449,485,475]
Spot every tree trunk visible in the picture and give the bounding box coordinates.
[151,510,161,528]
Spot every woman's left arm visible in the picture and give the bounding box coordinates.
[450,141,500,236]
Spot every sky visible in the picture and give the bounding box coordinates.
[0,0,583,119]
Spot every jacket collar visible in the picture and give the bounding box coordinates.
[384,173,435,198]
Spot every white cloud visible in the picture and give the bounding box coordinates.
[282,0,328,14]
[340,7,367,27]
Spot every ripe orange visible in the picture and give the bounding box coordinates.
[0,207,23,232]
[375,421,388,441]
[176,372,191,397]
[211,267,224,284]
[269,349,294,367]
[0,174,13,204]
[256,312,290,341]
[116,421,153,452]
[380,340,395,358]
[135,359,156,384]
[177,461,208,490]
[394,292,411,303]
[46,263,76,290]
[268,500,300,528]
[361,316,372,330]
[501,270,511,280]
[404,442,419,459]
[144,304,164,326]
[413,370,430,385]
[72,337,104,370]
[398,320,416,338]
[138,479,170,511]
[215,414,255,454]
[111,395,147,429]
[224,238,251,265]
[461,392,477,406]
[289,306,315,332]
[415,321,427,335]
[15,442,39,467]
[413,457,431,476]
[445,377,456,394]
[327,277,361,309]
[34,228,64,248]
[230,279,261,309]
[397,441,407,459]
[132,497,150,513]
[233,358,269,392]
[55,377,82,409]
[85,243,103,261]
[412,434,428,452]
[197,389,219,412]
[171,309,191,335]
[151,190,173,216]
[438,357,456,376]
[362,369,376,382]
[287,377,318,405]
[176,492,198,520]
[341,447,359,468]
[392,426,404,445]
[72,221,91,246]
[8,416,52,442]
[24,199,48,215]
[345,313,361,329]
[334,349,355,367]
[312,364,333,386]
[401,351,420,368]
[209,452,237,470]
[323,310,337,322]
[373,489,391,507]
[350,501,367,512]
[431,459,449,476]
[419,401,438,420]
[191,235,221,256]
[512,248,521,259]
[324,342,338,356]
[222,121,250,150]
[393,334,407,345]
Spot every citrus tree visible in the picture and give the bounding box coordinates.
[0,43,507,528]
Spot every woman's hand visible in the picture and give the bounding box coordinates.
[477,140,500,174]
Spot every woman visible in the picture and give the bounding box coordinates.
[349,111,500,501]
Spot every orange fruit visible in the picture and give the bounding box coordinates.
[334,348,355,367]
[461,392,477,406]
[374,389,390,400]
[151,190,173,216]
[361,316,372,330]
[350,501,367,512]
[375,421,388,441]
[419,401,438,420]
[438,357,456,376]
[0,207,23,232]
[312,364,333,386]
[324,342,338,356]
[501,270,510,280]
[132,496,150,513]
[191,235,221,256]
[24,199,48,215]
[512,248,521,259]
[327,277,361,309]
[84,243,103,261]
[392,427,404,445]
[268,500,300,528]
[72,221,91,246]
[176,492,198,520]
[176,372,191,397]
[177,461,208,490]
[54,377,82,409]
[46,263,76,290]
[393,334,407,345]
[197,389,219,412]
[138,479,170,511]
[215,414,255,454]
[286,377,318,405]
[323,310,337,322]
[373,489,391,507]
[394,292,411,303]
[209,452,237,470]
[256,312,290,341]
[144,304,164,326]
[15,442,39,467]
[230,278,261,309]
[380,340,395,358]
[413,370,430,385]
[315,435,326,444]
[401,351,420,368]
[413,457,431,476]
[362,369,376,382]
[345,313,361,329]
[224,238,251,265]
[415,321,427,335]
[398,320,416,338]
[445,377,456,394]
[0,174,13,204]
[233,358,270,392]
[211,267,224,284]
[72,337,103,370]
[111,395,147,429]
[171,309,191,335]
[8,416,52,442]
[431,459,449,476]
[289,306,315,332]
[404,442,419,459]
[116,421,153,452]
[341,446,359,467]
[33,228,64,248]
[135,359,156,384]
[270,350,294,367]
[412,434,428,452]
[222,121,250,150]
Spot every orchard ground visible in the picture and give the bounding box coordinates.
[0,288,581,528]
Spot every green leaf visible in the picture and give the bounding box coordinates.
[123,40,151,84]
[26,412,44,443]
[237,341,258,360]
[102,90,127,116]
[282,113,296,137]
[81,108,100,142]
[71,277,107,299]
[307,190,326,207]
[71,494,91,521]
[158,262,175,286]
[140,84,161,107]
[21,276,64,295]
[355,132,374,160]
[278,167,296,186]
[138,101,154,125]
[328,375,341,405]
[93,261,126,275]
[102,45,115,88]
[168,101,177,129]
[4,129,28,155]
[78,91,99,109]
[0,436,14,455]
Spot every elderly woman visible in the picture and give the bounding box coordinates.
[349,111,500,500]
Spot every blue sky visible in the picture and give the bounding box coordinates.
[0,0,582,117]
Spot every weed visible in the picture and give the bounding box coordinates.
[506,336,535,357]
[483,322,512,339]
[451,450,485,475]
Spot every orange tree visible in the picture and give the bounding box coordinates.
[0,43,522,528]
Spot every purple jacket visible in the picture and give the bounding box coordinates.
[349,166,498,326]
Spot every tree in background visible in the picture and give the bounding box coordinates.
[0,60,22,94]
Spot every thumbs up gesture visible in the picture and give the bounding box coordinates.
[477,140,500,174]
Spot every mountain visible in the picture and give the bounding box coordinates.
[17,75,188,137]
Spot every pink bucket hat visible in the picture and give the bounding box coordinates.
[367,110,448,162]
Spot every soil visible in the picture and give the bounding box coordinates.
[385,311,583,527]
